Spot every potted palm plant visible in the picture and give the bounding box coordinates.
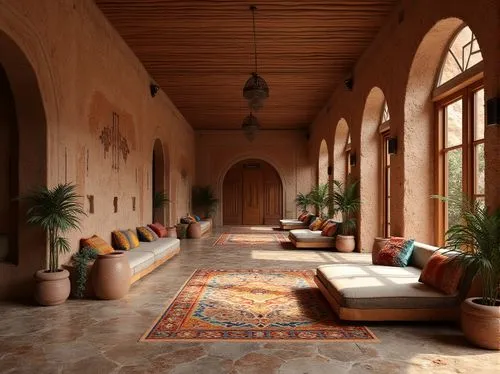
[192,185,218,220]
[332,179,360,252]
[308,183,330,219]
[294,191,311,214]
[26,183,86,306]
[435,195,500,350]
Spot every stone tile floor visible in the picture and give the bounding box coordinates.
[0,226,499,373]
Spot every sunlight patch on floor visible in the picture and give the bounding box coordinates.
[251,249,341,262]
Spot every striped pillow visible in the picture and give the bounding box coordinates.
[419,253,463,295]
[136,226,156,242]
[112,230,130,251]
[123,229,140,249]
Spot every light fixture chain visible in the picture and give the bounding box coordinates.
[251,5,258,73]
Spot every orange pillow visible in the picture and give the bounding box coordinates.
[148,222,167,238]
[297,212,308,220]
[419,253,463,295]
[321,221,337,237]
[80,235,114,255]
[309,218,324,231]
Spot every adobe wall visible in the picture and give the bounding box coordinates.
[195,130,313,226]
[309,0,500,251]
[0,0,195,299]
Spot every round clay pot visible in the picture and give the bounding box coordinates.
[34,269,71,306]
[176,223,189,239]
[461,297,500,350]
[91,251,131,300]
[187,222,202,238]
[167,227,177,238]
[336,235,356,252]
[372,237,390,262]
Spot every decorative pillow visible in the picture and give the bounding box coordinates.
[309,217,324,231]
[419,253,463,295]
[300,213,310,222]
[148,222,167,238]
[187,215,197,223]
[136,226,155,242]
[146,226,159,240]
[320,219,330,230]
[306,214,317,225]
[111,230,131,251]
[80,235,114,255]
[194,215,201,222]
[297,211,308,221]
[180,216,192,224]
[123,229,140,249]
[373,237,415,267]
[321,221,338,237]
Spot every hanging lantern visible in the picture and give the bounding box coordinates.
[241,113,260,141]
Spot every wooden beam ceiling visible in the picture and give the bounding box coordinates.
[95,0,398,130]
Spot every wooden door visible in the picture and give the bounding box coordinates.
[242,167,262,225]
[223,167,242,225]
[263,166,282,225]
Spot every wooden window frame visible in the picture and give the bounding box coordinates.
[380,130,391,238]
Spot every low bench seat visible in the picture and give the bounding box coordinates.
[279,219,308,230]
[199,220,212,236]
[289,229,335,248]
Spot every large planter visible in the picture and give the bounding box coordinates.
[336,235,356,253]
[187,222,202,239]
[461,297,500,350]
[34,269,71,306]
[176,223,189,239]
[91,252,131,300]
[372,237,390,262]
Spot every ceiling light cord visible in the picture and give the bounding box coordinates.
[251,5,258,74]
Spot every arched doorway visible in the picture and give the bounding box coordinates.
[0,63,18,263]
[152,139,166,224]
[318,139,329,185]
[223,159,283,225]
[333,118,350,185]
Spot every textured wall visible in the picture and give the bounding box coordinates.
[195,130,313,226]
[309,0,500,251]
[0,0,195,299]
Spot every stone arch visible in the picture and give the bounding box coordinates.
[403,17,469,243]
[359,87,387,251]
[333,118,350,185]
[0,29,48,297]
[318,139,329,186]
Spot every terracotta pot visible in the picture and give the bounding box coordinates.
[34,269,71,306]
[461,297,500,350]
[187,222,202,238]
[176,223,189,239]
[372,237,390,262]
[91,251,131,300]
[167,227,177,238]
[336,235,356,252]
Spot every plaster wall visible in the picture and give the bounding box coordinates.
[0,0,195,299]
[195,130,313,226]
[309,0,500,251]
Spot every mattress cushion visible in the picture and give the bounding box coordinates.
[124,250,155,275]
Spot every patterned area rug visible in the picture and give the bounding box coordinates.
[142,269,377,342]
[213,233,291,247]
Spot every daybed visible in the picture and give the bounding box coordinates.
[279,219,309,231]
[289,229,335,248]
[314,242,469,321]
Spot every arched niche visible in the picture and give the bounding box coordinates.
[152,138,166,224]
[403,17,468,243]
[333,118,350,185]
[318,139,329,186]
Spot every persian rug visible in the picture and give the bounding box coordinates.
[213,233,291,247]
[141,269,378,342]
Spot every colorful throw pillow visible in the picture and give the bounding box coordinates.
[321,221,338,237]
[373,237,415,267]
[136,226,155,242]
[111,230,131,251]
[309,217,324,231]
[148,222,167,238]
[80,235,114,255]
[187,215,197,223]
[320,219,330,230]
[419,253,463,295]
[123,229,140,249]
[194,215,201,222]
[297,211,308,220]
[146,226,159,240]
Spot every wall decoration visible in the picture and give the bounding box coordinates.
[99,112,130,171]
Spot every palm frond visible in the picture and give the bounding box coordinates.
[153,191,170,209]
[332,179,360,235]
[308,183,330,218]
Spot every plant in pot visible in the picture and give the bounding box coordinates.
[72,246,98,298]
[294,191,311,214]
[192,185,219,220]
[153,191,175,237]
[307,183,330,219]
[25,183,86,306]
[332,179,360,252]
[434,195,500,350]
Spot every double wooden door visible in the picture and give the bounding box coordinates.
[223,160,282,225]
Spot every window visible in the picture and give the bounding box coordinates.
[379,101,391,237]
[435,26,484,241]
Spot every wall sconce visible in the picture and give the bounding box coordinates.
[486,97,500,126]
[150,83,160,97]
[327,166,332,176]
[388,137,398,155]
[349,153,357,166]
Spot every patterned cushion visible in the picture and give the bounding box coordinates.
[309,218,324,231]
[373,237,415,267]
[304,214,316,225]
[111,230,131,251]
[80,235,114,255]
[194,215,201,222]
[123,229,140,249]
[419,253,463,295]
[136,226,156,242]
[320,219,330,230]
[321,221,338,237]
[146,226,159,240]
[148,222,167,238]
[297,211,308,220]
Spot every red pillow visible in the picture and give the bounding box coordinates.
[297,212,308,220]
[419,253,463,295]
[321,221,337,237]
[148,222,167,238]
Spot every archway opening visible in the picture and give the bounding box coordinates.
[333,119,350,185]
[223,159,283,225]
[152,139,166,224]
[318,139,329,186]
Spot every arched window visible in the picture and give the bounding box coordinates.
[435,25,484,237]
[379,101,391,237]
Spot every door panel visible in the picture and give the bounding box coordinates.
[223,168,242,225]
[242,168,262,225]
